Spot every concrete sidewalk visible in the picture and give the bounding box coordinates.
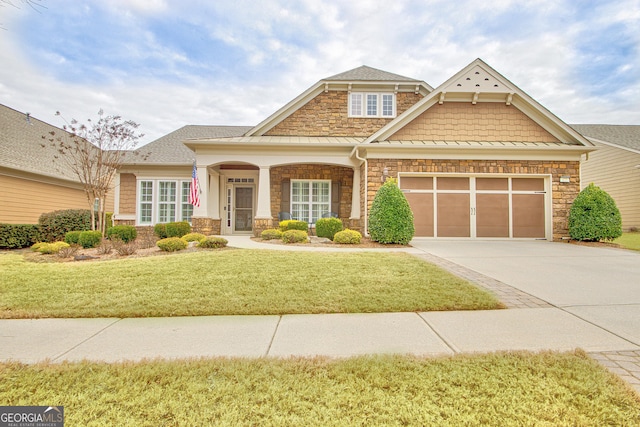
[2,237,640,391]
[2,308,638,365]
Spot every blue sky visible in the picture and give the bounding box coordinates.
[0,0,638,144]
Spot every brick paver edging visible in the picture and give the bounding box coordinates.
[412,253,553,309]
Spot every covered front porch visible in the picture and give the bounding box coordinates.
[185,137,364,236]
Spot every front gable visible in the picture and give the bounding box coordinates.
[248,65,432,137]
[390,102,560,143]
[367,59,593,147]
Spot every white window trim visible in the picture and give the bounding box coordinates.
[348,92,396,118]
[137,178,193,226]
[291,179,332,225]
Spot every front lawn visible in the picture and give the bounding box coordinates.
[0,250,501,318]
[1,351,638,426]
[615,232,640,251]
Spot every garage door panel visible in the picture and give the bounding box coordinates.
[513,194,545,238]
[405,193,434,237]
[476,194,509,237]
[437,193,470,237]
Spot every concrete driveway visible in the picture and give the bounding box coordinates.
[410,239,640,344]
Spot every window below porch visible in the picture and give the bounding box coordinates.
[138,179,193,225]
[291,180,331,225]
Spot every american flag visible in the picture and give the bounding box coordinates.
[189,162,201,207]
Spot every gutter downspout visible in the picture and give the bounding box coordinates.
[350,145,368,236]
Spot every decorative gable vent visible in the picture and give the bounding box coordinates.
[444,65,513,94]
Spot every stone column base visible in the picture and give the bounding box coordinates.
[192,217,221,235]
[253,218,273,237]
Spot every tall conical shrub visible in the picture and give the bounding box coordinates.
[369,178,415,244]
[569,183,622,241]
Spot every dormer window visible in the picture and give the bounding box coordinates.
[349,93,396,118]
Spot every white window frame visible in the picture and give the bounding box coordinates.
[348,92,396,118]
[291,179,331,225]
[137,178,193,225]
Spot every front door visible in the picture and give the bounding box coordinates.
[234,186,254,233]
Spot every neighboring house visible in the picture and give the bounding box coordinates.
[572,125,640,231]
[0,104,113,224]
[115,58,595,241]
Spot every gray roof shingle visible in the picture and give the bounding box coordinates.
[324,65,421,82]
[571,124,640,151]
[125,125,253,165]
[0,104,79,181]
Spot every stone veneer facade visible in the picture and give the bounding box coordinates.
[266,91,423,137]
[269,164,357,232]
[365,158,580,240]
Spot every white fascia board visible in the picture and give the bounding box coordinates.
[361,144,592,161]
[582,137,640,155]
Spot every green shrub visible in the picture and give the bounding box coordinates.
[107,225,138,243]
[183,232,206,243]
[278,220,308,232]
[154,221,191,238]
[369,179,415,245]
[38,209,92,242]
[78,231,103,248]
[569,183,622,241]
[37,241,70,254]
[261,229,283,240]
[198,236,228,249]
[64,231,83,245]
[0,224,42,249]
[334,229,362,244]
[315,217,343,240]
[153,223,167,239]
[31,242,49,252]
[157,237,188,252]
[282,229,308,243]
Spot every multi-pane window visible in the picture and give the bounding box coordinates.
[348,92,396,118]
[139,181,153,224]
[138,179,193,225]
[181,181,193,223]
[158,181,177,223]
[291,180,331,225]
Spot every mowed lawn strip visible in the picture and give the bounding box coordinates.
[1,351,639,426]
[615,232,640,251]
[0,250,501,318]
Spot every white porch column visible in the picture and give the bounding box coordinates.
[209,170,220,219]
[192,165,209,218]
[255,166,272,219]
[350,166,361,219]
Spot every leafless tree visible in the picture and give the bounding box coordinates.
[1,0,46,29]
[43,110,147,235]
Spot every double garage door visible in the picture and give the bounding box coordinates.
[400,176,548,239]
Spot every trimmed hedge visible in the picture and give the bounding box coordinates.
[278,220,308,232]
[198,236,228,249]
[157,237,188,252]
[33,241,70,254]
[282,229,308,243]
[0,224,42,249]
[369,179,415,245]
[315,217,343,241]
[183,233,206,243]
[261,229,283,240]
[154,221,192,238]
[39,209,92,242]
[107,225,138,243]
[78,231,103,248]
[569,183,622,241]
[334,229,362,244]
[64,231,83,245]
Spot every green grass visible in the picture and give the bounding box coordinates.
[1,351,638,426]
[615,232,640,251]
[0,250,501,318]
